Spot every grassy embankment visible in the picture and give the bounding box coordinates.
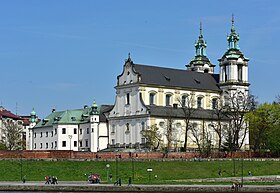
[0,159,279,184]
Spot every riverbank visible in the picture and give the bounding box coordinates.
[0,181,279,192]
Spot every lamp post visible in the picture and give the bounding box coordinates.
[106,164,110,181]
[115,154,119,180]
[20,149,22,181]
[68,135,72,158]
[147,168,152,182]
[241,152,244,187]
[131,158,135,182]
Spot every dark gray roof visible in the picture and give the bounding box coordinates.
[100,105,114,122]
[133,64,220,92]
[147,105,228,120]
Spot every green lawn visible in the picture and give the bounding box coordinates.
[0,159,279,184]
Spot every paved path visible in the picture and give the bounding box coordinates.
[0,181,279,192]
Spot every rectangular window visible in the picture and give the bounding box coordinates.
[34,143,36,149]
[55,141,57,148]
[74,128,77,134]
[85,139,88,147]
[62,141,66,147]
[34,133,36,138]
[87,128,89,134]
[51,131,53,137]
[111,125,115,133]
[55,128,57,135]
[141,138,146,144]
[40,143,42,149]
[80,129,82,135]
[40,132,42,138]
[126,93,130,105]
[46,143,48,149]
[79,141,82,147]
[74,141,77,147]
[46,132,48,137]
[62,128,66,134]
[51,142,53,149]
[111,139,115,145]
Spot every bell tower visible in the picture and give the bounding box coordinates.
[186,22,215,73]
[218,15,250,98]
[90,100,99,152]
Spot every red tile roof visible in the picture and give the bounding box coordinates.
[0,106,21,120]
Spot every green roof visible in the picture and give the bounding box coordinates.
[34,106,101,128]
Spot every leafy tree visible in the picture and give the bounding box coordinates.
[0,119,23,150]
[246,103,271,152]
[141,124,162,151]
[247,98,280,156]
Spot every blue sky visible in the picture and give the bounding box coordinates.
[0,0,279,118]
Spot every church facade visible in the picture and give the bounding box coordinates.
[107,18,250,151]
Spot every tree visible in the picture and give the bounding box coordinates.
[248,100,280,156]
[176,94,196,151]
[141,124,162,151]
[210,97,228,150]
[222,91,256,151]
[246,103,271,152]
[190,121,213,156]
[0,119,23,150]
[163,113,176,153]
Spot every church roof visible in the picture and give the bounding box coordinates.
[147,105,228,120]
[133,64,220,92]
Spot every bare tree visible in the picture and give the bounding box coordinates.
[176,94,196,150]
[163,109,177,153]
[190,121,213,156]
[141,124,162,151]
[210,97,228,150]
[223,91,256,150]
[0,119,23,150]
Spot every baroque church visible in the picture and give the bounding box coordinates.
[107,17,250,151]
[29,17,250,152]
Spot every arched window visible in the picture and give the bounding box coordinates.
[166,94,171,106]
[238,65,242,81]
[212,98,218,109]
[197,97,203,109]
[141,122,145,131]
[149,93,156,105]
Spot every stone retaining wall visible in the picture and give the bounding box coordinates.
[0,150,267,160]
